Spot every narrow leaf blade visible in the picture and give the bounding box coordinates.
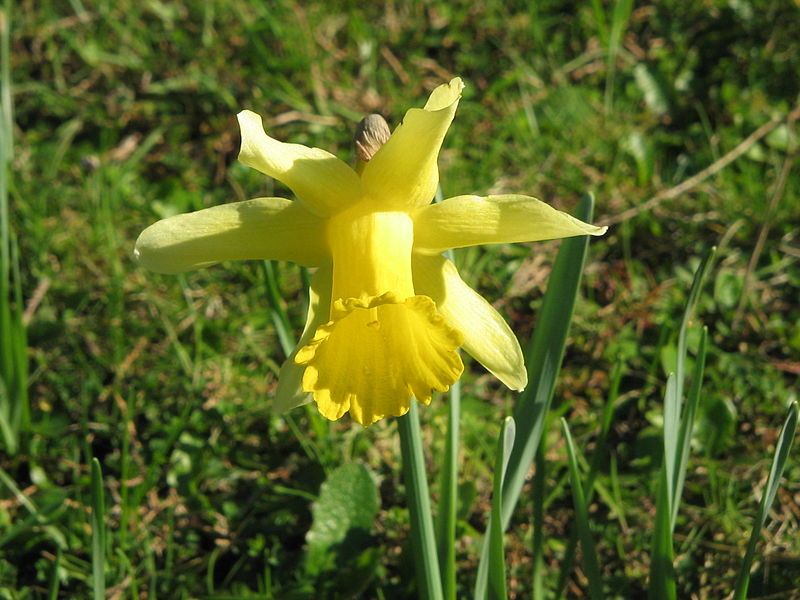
[732,401,798,600]
[486,417,516,600]
[562,419,604,600]
[91,458,106,600]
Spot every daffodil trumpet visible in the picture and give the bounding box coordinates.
[134,78,607,426]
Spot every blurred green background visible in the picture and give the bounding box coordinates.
[2,0,799,597]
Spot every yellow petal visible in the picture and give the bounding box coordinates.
[134,197,327,274]
[274,266,332,413]
[295,293,464,426]
[413,254,527,391]
[237,110,362,216]
[359,78,464,211]
[413,194,608,254]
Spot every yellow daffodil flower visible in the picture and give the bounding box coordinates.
[134,78,607,426]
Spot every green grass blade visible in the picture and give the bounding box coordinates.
[0,406,13,453]
[261,260,297,357]
[732,401,798,600]
[671,326,707,527]
[662,372,679,516]
[0,2,9,158]
[532,442,546,599]
[609,0,633,52]
[0,466,67,549]
[556,359,623,598]
[562,419,604,600]
[47,548,61,600]
[398,402,443,600]
[485,417,515,600]
[9,230,27,434]
[590,0,609,45]
[91,458,107,600]
[674,247,716,411]
[0,0,13,451]
[435,378,460,600]
[604,0,634,111]
[0,496,63,550]
[587,359,623,494]
[0,0,27,456]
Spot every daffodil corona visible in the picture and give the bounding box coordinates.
[135,78,607,426]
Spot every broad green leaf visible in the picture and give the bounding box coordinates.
[305,462,379,576]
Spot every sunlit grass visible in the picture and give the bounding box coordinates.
[1,0,798,597]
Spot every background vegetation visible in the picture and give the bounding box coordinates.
[2,0,799,597]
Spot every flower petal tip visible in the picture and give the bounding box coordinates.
[236,110,263,163]
[448,77,465,94]
[236,109,260,123]
[503,371,528,392]
[424,77,466,112]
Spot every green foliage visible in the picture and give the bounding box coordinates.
[486,417,515,600]
[90,459,105,600]
[561,419,604,600]
[2,0,799,597]
[304,463,379,595]
[733,401,798,599]
[476,194,598,599]
[0,0,28,457]
[398,403,443,600]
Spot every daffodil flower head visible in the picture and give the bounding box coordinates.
[134,77,607,426]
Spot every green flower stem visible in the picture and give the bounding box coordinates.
[398,401,444,600]
[435,379,460,600]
